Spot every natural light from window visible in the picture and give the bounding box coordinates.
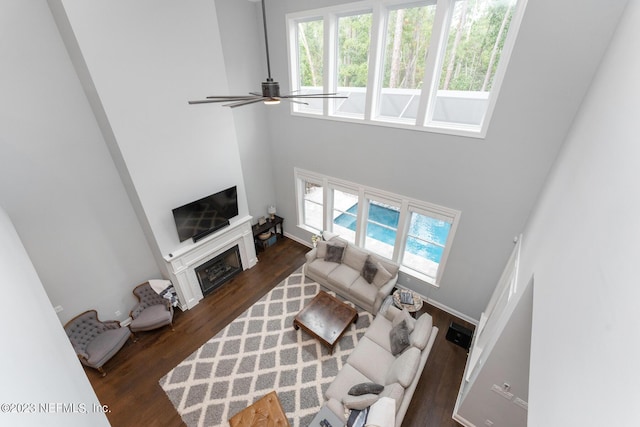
[295,168,460,286]
[286,0,524,137]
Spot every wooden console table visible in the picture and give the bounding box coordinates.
[252,215,284,250]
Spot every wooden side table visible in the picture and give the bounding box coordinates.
[252,215,284,251]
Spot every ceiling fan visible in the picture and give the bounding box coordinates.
[188,0,346,108]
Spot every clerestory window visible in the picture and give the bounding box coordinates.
[286,0,524,137]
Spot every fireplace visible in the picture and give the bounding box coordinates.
[194,245,242,296]
[164,216,257,310]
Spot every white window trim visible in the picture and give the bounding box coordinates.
[295,169,326,234]
[286,0,527,139]
[294,167,461,286]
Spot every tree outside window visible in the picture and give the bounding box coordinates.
[296,19,324,114]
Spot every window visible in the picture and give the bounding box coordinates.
[295,168,460,286]
[334,12,373,118]
[364,198,400,259]
[286,0,524,137]
[331,188,358,243]
[402,209,452,279]
[429,0,517,127]
[295,19,324,114]
[299,177,324,232]
[377,3,437,123]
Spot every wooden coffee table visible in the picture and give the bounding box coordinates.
[293,290,358,354]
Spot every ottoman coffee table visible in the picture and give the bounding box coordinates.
[293,290,358,354]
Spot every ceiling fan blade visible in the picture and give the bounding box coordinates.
[282,94,349,99]
[224,97,267,108]
[287,99,309,105]
[205,95,260,99]
[188,99,234,104]
[189,96,260,105]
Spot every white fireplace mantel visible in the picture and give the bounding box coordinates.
[163,215,257,310]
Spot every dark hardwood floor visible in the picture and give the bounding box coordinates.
[88,237,471,426]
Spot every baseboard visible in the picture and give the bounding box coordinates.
[452,412,475,427]
[424,296,478,326]
[283,231,312,248]
[396,285,478,326]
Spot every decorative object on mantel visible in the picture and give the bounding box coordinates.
[187,0,347,108]
[268,204,277,220]
[258,216,267,225]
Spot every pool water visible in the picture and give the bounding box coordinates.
[334,202,450,263]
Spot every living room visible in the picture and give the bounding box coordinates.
[1,0,639,426]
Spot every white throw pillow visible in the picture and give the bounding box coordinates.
[365,397,396,427]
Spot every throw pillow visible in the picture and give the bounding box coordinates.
[348,382,384,396]
[361,256,378,284]
[322,230,339,241]
[392,308,415,334]
[409,312,433,350]
[385,347,421,387]
[325,244,345,263]
[316,240,328,258]
[389,320,411,356]
[372,262,393,289]
[343,245,369,271]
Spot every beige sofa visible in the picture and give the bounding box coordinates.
[323,305,438,425]
[303,236,400,314]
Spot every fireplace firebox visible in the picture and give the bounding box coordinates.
[195,245,242,296]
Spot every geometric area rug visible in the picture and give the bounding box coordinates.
[159,268,373,427]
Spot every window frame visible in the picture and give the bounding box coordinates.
[295,170,326,233]
[294,167,460,286]
[286,0,526,138]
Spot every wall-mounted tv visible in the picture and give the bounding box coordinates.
[172,186,238,242]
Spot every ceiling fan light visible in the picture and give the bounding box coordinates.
[263,98,281,105]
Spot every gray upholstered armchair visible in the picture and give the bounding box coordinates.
[64,310,132,376]
[129,282,174,337]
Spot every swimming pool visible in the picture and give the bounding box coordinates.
[334,202,450,263]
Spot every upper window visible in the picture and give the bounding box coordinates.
[286,0,523,137]
[334,12,373,118]
[377,3,436,123]
[295,168,460,286]
[295,19,324,115]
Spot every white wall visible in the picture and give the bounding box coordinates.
[215,0,278,222]
[0,206,110,426]
[0,0,160,324]
[234,0,628,319]
[518,0,640,424]
[57,0,250,257]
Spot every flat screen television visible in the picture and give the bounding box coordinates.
[172,186,238,242]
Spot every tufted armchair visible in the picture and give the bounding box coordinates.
[129,282,174,337]
[64,310,132,376]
